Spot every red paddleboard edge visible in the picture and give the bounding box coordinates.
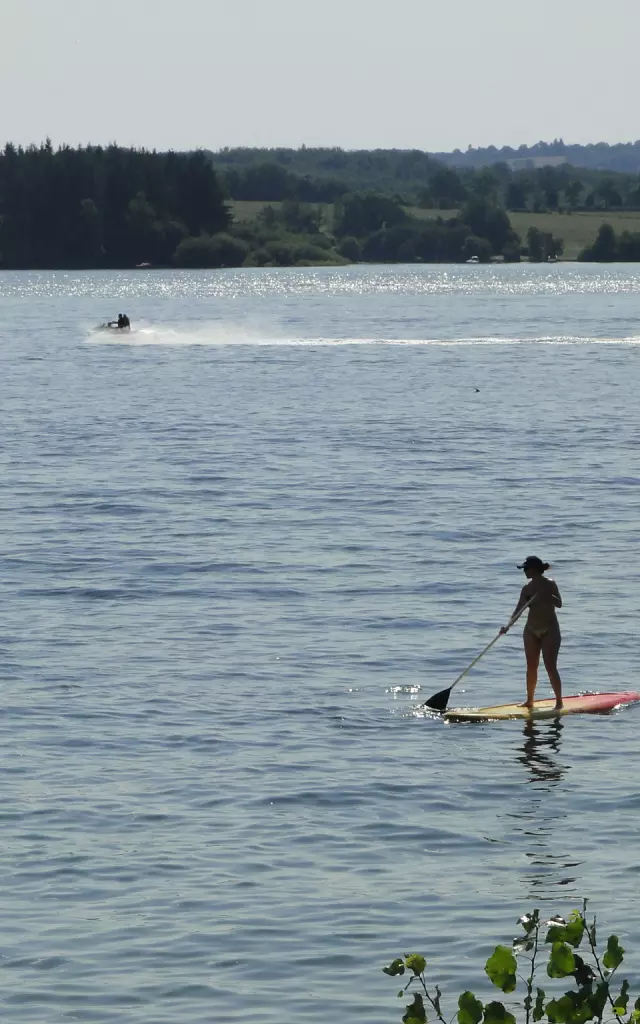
[443,691,640,723]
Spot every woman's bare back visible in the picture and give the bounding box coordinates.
[521,576,561,631]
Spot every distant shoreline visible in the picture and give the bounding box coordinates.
[0,256,614,271]
[2,205,638,270]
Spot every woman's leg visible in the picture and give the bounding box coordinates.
[523,628,542,707]
[542,627,563,708]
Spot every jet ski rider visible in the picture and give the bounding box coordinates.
[108,313,131,329]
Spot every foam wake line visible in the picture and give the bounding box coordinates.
[85,326,640,347]
[86,322,280,346]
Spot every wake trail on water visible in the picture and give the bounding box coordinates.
[86,320,283,346]
[85,323,640,347]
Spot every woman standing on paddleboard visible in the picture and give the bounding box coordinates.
[500,556,563,710]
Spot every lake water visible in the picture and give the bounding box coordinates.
[1,264,639,1023]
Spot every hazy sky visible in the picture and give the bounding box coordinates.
[1,0,638,153]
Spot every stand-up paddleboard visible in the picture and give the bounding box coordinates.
[444,691,640,722]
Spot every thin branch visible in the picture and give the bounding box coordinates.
[417,975,449,1024]
[524,920,540,1024]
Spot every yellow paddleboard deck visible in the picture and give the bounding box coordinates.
[444,691,640,722]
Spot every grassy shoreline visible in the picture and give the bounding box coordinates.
[231,200,640,261]
[410,208,640,260]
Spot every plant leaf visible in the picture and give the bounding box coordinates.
[571,953,595,987]
[403,992,427,1024]
[519,911,540,935]
[564,911,586,948]
[458,991,484,1024]
[613,979,629,1016]
[545,912,584,949]
[405,954,427,976]
[383,958,406,977]
[603,935,624,970]
[544,995,572,1024]
[546,991,596,1024]
[483,1000,516,1024]
[547,942,576,979]
[589,983,609,1020]
[433,985,442,1015]
[485,946,517,993]
[533,989,546,1022]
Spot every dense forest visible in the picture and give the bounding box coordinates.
[214,140,640,182]
[432,139,640,173]
[213,147,640,212]
[0,142,230,269]
[213,147,438,202]
[3,141,640,269]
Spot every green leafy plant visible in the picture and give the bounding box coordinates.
[383,902,640,1024]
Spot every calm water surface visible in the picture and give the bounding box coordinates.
[1,264,639,1022]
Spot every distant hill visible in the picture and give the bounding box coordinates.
[211,146,440,199]
[211,145,640,204]
[430,140,640,174]
[211,146,640,216]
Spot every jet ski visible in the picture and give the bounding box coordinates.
[97,313,131,331]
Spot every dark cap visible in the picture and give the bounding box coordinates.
[517,555,548,571]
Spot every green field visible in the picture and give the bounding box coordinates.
[230,200,285,221]
[229,199,336,234]
[229,201,640,260]
[513,211,640,259]
[408,208,640,260]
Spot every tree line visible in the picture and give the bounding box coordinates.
[579,223,640,261]
[1,141,639,269]
[0,141,230,269]
[213,147,640,213]
[236,194,559,266]
[433,138,640,173]
[213,146,440,201]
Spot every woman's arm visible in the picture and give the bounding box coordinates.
[551,580,562,608]
[500,586,533,634]
[512,584,533,618]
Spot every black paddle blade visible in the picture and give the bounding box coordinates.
[421,686,452,712]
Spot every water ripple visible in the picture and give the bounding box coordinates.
[1,266,639,1023]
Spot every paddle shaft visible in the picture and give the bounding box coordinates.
[421,595,535,710]
[449,595,535,691]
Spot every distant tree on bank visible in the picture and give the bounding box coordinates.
[334,193,407,236]
[221,162,344,203]
[213,146,640,216]
[173,232,250,268]
[429,138,640,173]
[459,198,517,254]
[0,142,230,269]
[564,179,584,209]
[578,222,640,261]
[526,227,564,261]
[427,167,468,208]
[12,140,640,267]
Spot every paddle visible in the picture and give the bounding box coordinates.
[421,596,535,712]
